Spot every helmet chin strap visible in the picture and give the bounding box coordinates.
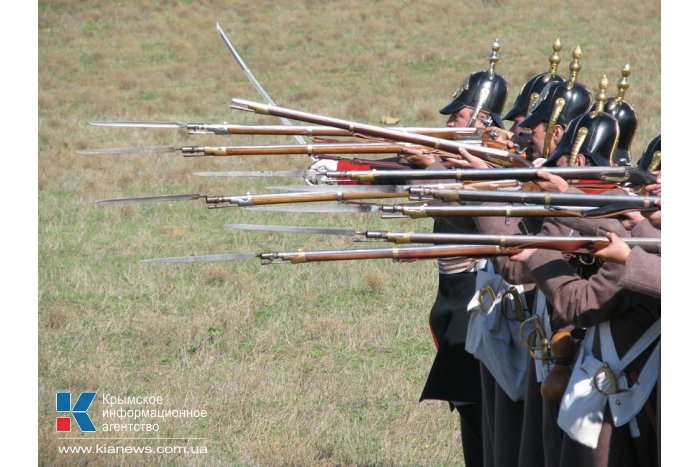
[543,98,566,159]
[466,83,492,128]
[569,127,589,167]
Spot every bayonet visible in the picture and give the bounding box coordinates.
[216,22,306,145]
[195,170,314,178]
[87,121,242,135]
[141,252,259,263]
[226,224,359,236]
[243,204,385,214]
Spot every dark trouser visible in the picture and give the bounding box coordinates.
[457,403,483,467]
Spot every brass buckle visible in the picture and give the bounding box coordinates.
[501,286,528,322]
[477,285,497,313]
[519,315,552,363]
[593,363,619,396]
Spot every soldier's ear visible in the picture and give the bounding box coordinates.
[552,124,565,146]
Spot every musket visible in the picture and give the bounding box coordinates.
[95,190,410,208]
[141,244,527,265]
[409,188,660,209]
[230,98,532,168]
[141,237,654,265]
[77,142,442,157]
[87,121,482,139]
[235,202,646,218]
[379,203,650,219]
[224,223,661,253]
[321,166,657,185]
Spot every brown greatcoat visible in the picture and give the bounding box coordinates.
[522,219,660,467]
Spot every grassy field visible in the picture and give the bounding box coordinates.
[38,0,660,464]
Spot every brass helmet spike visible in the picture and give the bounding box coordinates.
[488,38,500,78]
[567,44,582,90]
[615,63,631,104]
[547,38,562,80]
[593,75,609,115]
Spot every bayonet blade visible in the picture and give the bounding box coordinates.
[89,121,187,129]
[244,204,384,213]
[194,170,315,178]
[265,184,407,193]
[225,223,357,236]
[77,146,178,155]
[96,193,204,204]
[141,252,258,263]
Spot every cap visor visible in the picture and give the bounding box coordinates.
[518,112,544,130]
[439,99,466,115]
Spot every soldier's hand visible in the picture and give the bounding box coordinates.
[453,147,490,169]
[644,171,661,196]
[534,169,569,192]
[510,248,537,262]
[593,232,631,264]
[398,146,438,168]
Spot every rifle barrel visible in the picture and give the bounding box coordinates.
[419,189,660,208]
[231,98,531,168]
[324,167,655,184]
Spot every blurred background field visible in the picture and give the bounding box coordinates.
[38,0,659,464]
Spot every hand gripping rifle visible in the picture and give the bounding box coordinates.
[230,98,532,168]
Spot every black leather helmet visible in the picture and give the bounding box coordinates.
[595,65,638,166]
[544,110,620,167]
[519,45,592,132]
[600,98,638,166]
[518,80,592,131]
[503,72,565,121]
[439,40,508,128]
[503,39,565,121]
[637,135,661,172]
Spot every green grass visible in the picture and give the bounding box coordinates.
[39,0,659,464]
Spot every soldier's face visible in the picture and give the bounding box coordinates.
[445,106,490,129]
[529,122,548,158]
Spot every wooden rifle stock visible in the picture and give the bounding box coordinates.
[259,244,512,264]
[230,98,531,168]
[206,190,408,207]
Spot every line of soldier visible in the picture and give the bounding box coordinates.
[399,39,661,467]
